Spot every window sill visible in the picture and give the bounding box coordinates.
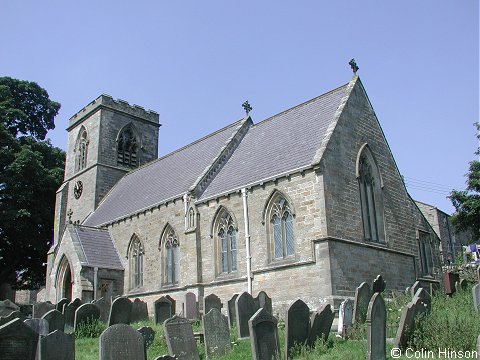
[215,271,239,281]
[268,255,296,267]
[161,283,179,290]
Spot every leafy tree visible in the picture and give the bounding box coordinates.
[0,77,65,289]
[449,122,480,241]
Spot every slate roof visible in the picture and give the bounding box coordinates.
[71,225,124,269]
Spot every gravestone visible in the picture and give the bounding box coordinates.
[39,330,75,360]
[33,301,55,319]
[75,303,101,331]
[138,326,155,349]
[227,294,239,328]
[477,265,480,283]
[372,275,386,294]
[203,293,222,316]
[131,298,149,323]
[248,307,281,360]
[412,288,431,313]
[410,281,422,299]
[165,295,177,314]
[0,318,39,360]
[154,297,172,325]
[184,292,197,320]
[0,299,20,317]
[93,297,111,323]
[366,293,386,360]
[458,278,468,291]
[353,282,371,325]
[285,299,310,358]
[163,315,200,360]
[203,308,231,358]
[24,318,49,335]
[0,310,24,327]
[255,291,273,314]
[56,298,69,313]
[235,292,258,339]
[42,309,64,332]
[154,356,177,360]
[99,323,145,360]
[393,301,416,350]
[308,304,334,346]
[473,284,480,311]
[443,272,459,296]
[108,297,132,326]
[63,298,82,332]
[337,298,353,338]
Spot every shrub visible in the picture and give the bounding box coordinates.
[75,318,106,339]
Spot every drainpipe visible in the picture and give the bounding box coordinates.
[242,188,252,294]
[93,266,98,300]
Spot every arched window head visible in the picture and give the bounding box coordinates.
[117,125,139,168]
[357,145,385,243]
[216,211,237,274]
[127,235,144,289]
[75,127,89,172]
[270,196,295,259]
[161,225,180,285]
[188,207,195,229]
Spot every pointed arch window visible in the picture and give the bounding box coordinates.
[188,207,195,229]
[117,125,138,168]
[75,127,89,172]
[270,196,295,259]
[161,225,180,285]
[217,212,237,274]
[128,235,144,289]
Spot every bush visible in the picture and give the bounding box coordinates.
[75,318,107,339]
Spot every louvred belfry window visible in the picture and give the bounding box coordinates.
[117,126,138,168]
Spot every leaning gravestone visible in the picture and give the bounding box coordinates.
[459,278,468,291]
[337,298,354,338]
[353,282,371,325]
[285,299,310,358]
[75,303,100,331]
[137,326,155,350]
[308,304,334,346]
[99,323,145,360]
[0,310,24,327]
[203,308,232,358]
[410,281,422,299]
[0,299,20,317]
[227,294,239,328]
[393,301,417,350]
[131,298,149,323]
[184,292,197,320]
[412,288,431,313]
[235,292,258,339]
[154,297,172,325]
[203,293,222,316]
[165,295,177,314]
[42,309,65,332]
[56,298,69,313]
[24,318,49,336]
[63,298,82,332]
[255,291,273,314]
[93,297,111,323]
[248,307,281,360]
[473,284,480,312]
[108,297,132,326]
[164,315,200,360]
[0,318,39,360]
[372,275,386,294]
[33,301,55,319]
[39,330,75,360]
[366,293,386,360]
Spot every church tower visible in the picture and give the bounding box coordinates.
[52,95,160,244]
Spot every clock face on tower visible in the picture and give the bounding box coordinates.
[74,181,83,199]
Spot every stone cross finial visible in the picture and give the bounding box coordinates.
[349,58,359,74]
[67,209,73,224]
[242,101,252,115]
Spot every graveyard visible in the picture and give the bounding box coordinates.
[2,272,480,359]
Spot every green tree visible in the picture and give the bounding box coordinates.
[449,122,480,241]
[0,77,65,289]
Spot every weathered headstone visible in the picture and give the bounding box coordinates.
[366,293,386,360]
[372,275,386,294]
[227,294,239,328]
[473,284,480,311]
[393,301,416,350]
[33,301,56,319]
[0,310,24,327]
[0,318,39,360]
[56,298,69,313]
[410,281,422,299]
[477,265,480,283]
[99,323,145,360]
[42,309,64,332]
[154,297,172,325]
[131,298,149,323]
[63,298,82,332]
[255,291,273,314]
[38,330,75,360]
[235,292,258,339]
[203,293,223,316]
[75,303,101,331]
[458,278,468,291]
[184,292,197,320]
[285,299,310,358]
[443,272,459,296]
[308,304,334,346]
[412,288,431,313]
[165,295,177,314]
[138,326,155,349]
[0,299,20,317]
[154,356,177,360]
[163,315,200,360]
[248,307,281,360]
[337,298,353,338]
[353,282,371,325]
[108,297,132,326]
[24,318,50,336]
[203,308,232,358]
[93,297,111,323]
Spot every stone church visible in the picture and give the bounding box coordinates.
[45,75,441,315]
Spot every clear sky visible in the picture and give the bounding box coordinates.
[1,1,478,214]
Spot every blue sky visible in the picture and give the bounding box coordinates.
[1,1,478,214]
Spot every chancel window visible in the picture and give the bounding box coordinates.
[117,126,138,168]
[128,235,144,289]
[217,212,237,274]
[418,231,434,276]
[75,127,88,172]
[270,196,295,259]
[161,225,180,285]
